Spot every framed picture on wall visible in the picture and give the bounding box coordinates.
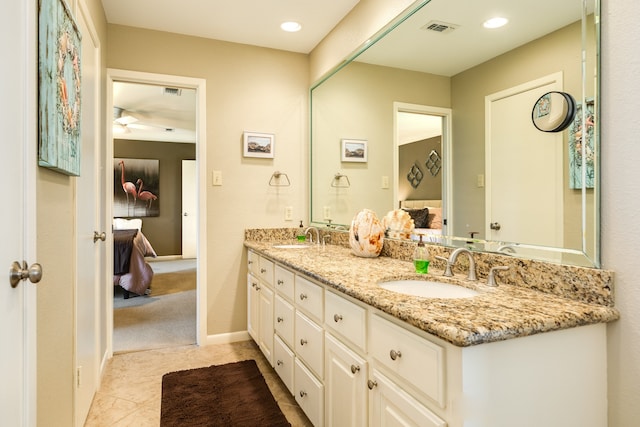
[243,131,275,158]
[38,0,82,176]
[114,158,160,217]
[341,139,368,163]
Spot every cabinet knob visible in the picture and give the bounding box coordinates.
[277,279,284,285]
[333,314,343,322]
[299,390,307,398]
[277,360,283,366]
[390,349,402,361]
[251,282,257,288]
[255,285,261,291]
[367,380,378,390]
[248,260,253,265]
[299,293,307,300]
[300,338,308,346]
[260,268,267,273]
[277,317,284,323]
[350,365,360,374]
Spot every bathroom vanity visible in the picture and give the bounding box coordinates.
[245,233,618,427]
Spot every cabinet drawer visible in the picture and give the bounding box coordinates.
[273,334,294,395]
[295,275,323,322]
[295,358,324,427]
[274,294,294,347]
[274,264,295,301]
[325,290,367,352]
[370,314,445,408]
[295,311,324,379]
[258,257,274,286]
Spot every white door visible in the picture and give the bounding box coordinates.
[485,74,563,250]
[181,160,197,258]
[75,3,103,425]
[0,1,37,425]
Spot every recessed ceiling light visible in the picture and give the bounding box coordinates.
[281,21,302,32]
[483,17,508,29]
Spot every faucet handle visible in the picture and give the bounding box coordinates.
[434,256,453,277]
[487,266,509,287]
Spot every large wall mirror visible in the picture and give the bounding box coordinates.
[310,0,600,267]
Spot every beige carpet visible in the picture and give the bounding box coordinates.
[114,260,196,353]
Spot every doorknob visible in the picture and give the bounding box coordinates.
[9,261,43,288]
[93,231,106,243]
[184,212,188,216]
[490,222,501,230]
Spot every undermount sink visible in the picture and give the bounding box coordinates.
[378,279,480,299]
[273,243,312,249]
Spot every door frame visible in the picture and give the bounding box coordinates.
[105,69,207,355]
[393,102,453,236]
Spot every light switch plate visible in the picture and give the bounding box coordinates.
[477,174,485,188]
[381,175,390,189]
[323,206,331,220]
[285,206,293,221]
[212,170,222,186]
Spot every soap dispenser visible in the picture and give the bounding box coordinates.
[297,220,306,242]
[413,234,430,274]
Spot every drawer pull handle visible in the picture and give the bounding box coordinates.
[255,285,261,291]
[300,339,308,346]
[277,317,284,323]
[260,268,267,273]
[390,349,402,361]
[350,365,360,374]
[251,282,257,288]
[299,390,307,398]
[299,293,307,300]
[333,314,343,322]
[248,260,253,265]
[277,360,283,366]
[367,380,378,390]
[277,279,284,285]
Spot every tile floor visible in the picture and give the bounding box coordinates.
[84,341,313,426]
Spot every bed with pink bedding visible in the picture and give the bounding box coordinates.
[113,225,157,298]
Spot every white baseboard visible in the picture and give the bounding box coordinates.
[148,255,183,262]
[203,331,250,346]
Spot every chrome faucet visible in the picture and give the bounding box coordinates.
[439,247,477,281]
[304,226,320,244]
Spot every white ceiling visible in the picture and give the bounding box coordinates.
[101,0,361,54]
[108,0,587,143]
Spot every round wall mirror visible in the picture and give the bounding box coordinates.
[532,91,577,132]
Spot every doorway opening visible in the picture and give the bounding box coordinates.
[106,69,207,355]
[393,102,452,237]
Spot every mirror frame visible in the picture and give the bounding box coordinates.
[309,0,600,268]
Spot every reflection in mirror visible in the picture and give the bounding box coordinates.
[532,91,577,132]
[310,0,599,267]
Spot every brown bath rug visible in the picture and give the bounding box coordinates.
[161,359,290,426]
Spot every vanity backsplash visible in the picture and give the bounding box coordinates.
[244,227,614,307]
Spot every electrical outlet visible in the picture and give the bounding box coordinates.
[284,206,293,221]
[323,206,331,220]
[381,175,390,189]
[212,170,222,186]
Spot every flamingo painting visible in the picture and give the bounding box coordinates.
[136,178,158,211]
[119,160,137,210]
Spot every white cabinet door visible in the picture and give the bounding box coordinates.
[247,273,259,341]
[325,333,368,427]
[258,283,274,365]
[274,294,294,347]
[369,369,446,427]
[295,358,324,427]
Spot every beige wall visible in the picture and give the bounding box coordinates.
[107,25,309,336]
[310,0,416,82]
[114,140,196,256]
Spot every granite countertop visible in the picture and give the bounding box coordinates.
[244,240,619,347]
